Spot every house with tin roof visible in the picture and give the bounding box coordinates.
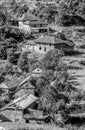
[19,13,48,34]
[34,34,75,53]
[0,94,38,122]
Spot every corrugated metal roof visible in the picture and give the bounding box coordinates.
[0,94,37,111]
[15,94,37,110]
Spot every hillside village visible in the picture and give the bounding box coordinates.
[1,0,85,130]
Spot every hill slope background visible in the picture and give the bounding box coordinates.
[0,0,85,26]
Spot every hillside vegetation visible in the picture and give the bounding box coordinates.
[0,0,85,26]
[0,0,85,129]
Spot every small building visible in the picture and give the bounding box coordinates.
[19,13,48,34]
[15,68,42,98]
[0,94,38,123]
[35,34,75,53]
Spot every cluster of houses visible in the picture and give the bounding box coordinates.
[18,12,75,54]
[0,68,42,123]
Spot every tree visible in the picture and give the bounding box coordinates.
[7,48,17,64]
[41,49,63,71]
[18,51,29,72]
[0,65,5,83]
[34,49,76,123]
[28,53,41,72]
[0,46,7,60]
[4,62,14,75]
[36,74,50,97]
[0,42,7,60]
[4,25,24,41]
[57,0,85,26]
[0,5,7,26]
[5,38,17,49]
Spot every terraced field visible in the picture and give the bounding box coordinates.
[62,28,85,90]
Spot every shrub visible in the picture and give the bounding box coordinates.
[4,62,14,75]
[18,51,29,72]
[41,49,63,71]
[7,48,17,64]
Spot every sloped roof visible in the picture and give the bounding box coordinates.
[22,13,41,22]
[0,114,12,122]
[35,35,75,47]
[21,81,35,89]
[29,21,48,25]
[15,94,37,110]
[19,74,31,88]
[19,72,42,89]
[35,35,55,44]
[25,40,36,45]
[0,94,37,111]
[0,83,8,89]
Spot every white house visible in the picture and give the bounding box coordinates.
[19,13,48,34]
[34,34,75,53]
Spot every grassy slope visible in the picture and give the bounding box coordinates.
[0,122,63,130]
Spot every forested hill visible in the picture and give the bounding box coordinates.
[0,0,85,26]
[32,0,85,26]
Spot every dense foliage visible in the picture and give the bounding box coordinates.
[32,0,85,26]
[18,51,29,72]
[1,0,85,26]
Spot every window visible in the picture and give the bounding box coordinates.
[44,47,46,52]
[39,46,41,50]
[34,25,36,27]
